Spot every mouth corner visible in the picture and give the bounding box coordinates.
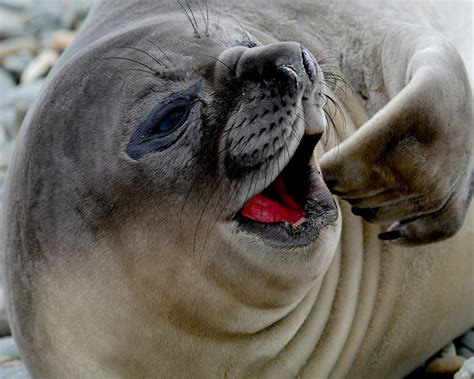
[235,133,338,248]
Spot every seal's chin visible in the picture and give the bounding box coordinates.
[236,134,338,248]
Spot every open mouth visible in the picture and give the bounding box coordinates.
[236,134,338,248]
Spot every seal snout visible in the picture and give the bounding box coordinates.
[213,40,335,247]
[218,42,325,178]
[232,42,318,91]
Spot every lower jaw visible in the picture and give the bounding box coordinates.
[236,196,338,249]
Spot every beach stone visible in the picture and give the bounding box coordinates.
[0,337,20,360]
[0,70,15,92]
[458,347,474,359]
[49,29,76,51]
[0,283,9,337]
[0,79,45,110]
[0,108,15,142]
[455,357,474,379]
[29,0,92,31]
[425,355,466,375]
[3,50,34,80]
[29,1,62,32]
[0,1,34,12]
[440,342,457,357]
[0,141,15,183]
[0,37,38,62]
[0,104,26,142]
[60,0,94,29]
[0,361,30,379]
[0,8,27,39]
[20,50,58,85]
[0,292,9,337]
[0,126,8,145]
[461,331,474,351]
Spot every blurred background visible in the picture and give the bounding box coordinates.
[0,0,94,209]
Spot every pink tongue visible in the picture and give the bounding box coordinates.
[240,177,306,226]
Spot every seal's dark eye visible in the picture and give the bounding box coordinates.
[157,107,186,133]
[148,104,189,138]
[126,81,203,160]
[126,100,194,160]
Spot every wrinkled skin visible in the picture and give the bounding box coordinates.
[321,30,472,245]
[1,0,472,378]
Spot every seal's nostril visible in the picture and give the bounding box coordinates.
[301,47,316,81]
[276,65,299,88]
[278,65,298,79]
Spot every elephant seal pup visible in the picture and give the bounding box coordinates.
[1,0,472,378]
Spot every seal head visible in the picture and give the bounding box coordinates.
[3,13,341,377]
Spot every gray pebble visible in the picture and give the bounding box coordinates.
[0,1,34,13]
[0,286,9,338]
[0,338,20,360]
[458,347,474,359]
[0,9,27,39]
[20,49,57,85]
[0,79,45,110]
[0,70,15,93]
[61,0,94,29]
[0,361,30,379]
[29,0,62,32]
[0,141,15,184]
[0,108,15,142]
[455,357,474,379]
[41,29,75,51]
[27,0,93,32]
[0,37,38,62]
[3,51,34,80]
[461,330,474,351]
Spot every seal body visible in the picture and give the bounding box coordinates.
[1,1,472,378]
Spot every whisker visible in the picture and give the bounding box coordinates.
[185,0,200,35]
[121,46,168,69]
[325,94,346,132]
[282,131,293,170]
[225,167,259,256]
[144,38,177,67]
[322,106,342,147]
[177,0,200,37]
[215,1,222,32]
[201,162,242,250]
[287,115,303,144]
[322,107,334,145]
[101,56,158,75]
[193,168,231,255]
[322,74,350,101]
[194,0,209,36]
[314,48,337,61]
[229,15,252,45]
[196,54,233,72]
[205,0,209,35]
